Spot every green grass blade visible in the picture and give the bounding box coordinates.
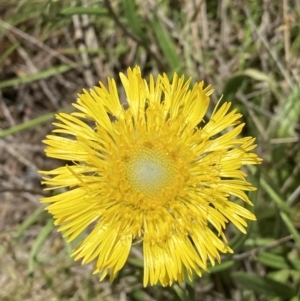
[229,231,249,252]
[209,260,235,273]
[276,85,300,137]
[258,170,290,213]
[60,6,107,16]
[0,42,20,65]
[15,206,46,240]
[222,68,279,100]
[0,105,72,138]
[29,218,55,274]
[131,290,150,301]
[0,64,75,89]
[152,15,182,72]
[232,272,296,298]
[127,257,144,268]
[123,0,145,40]
[280,211,300,248]
[255,170,300,247]
[257,252,300,270]
[173,284,192,301]
[0,112,57,138]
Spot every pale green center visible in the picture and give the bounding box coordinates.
[125,144,176,198]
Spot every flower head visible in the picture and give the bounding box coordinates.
[41,66,262,286]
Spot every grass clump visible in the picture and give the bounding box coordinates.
[0,0,300,300]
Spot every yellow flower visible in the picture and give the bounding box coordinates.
[41,66,262,286]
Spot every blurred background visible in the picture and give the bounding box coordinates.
[0,0,300,300]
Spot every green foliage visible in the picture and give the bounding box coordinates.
[1,0,300,300]
[232,272,296,299]
[0,65,75,89]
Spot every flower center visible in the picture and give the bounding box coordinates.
[125,142,176,198]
